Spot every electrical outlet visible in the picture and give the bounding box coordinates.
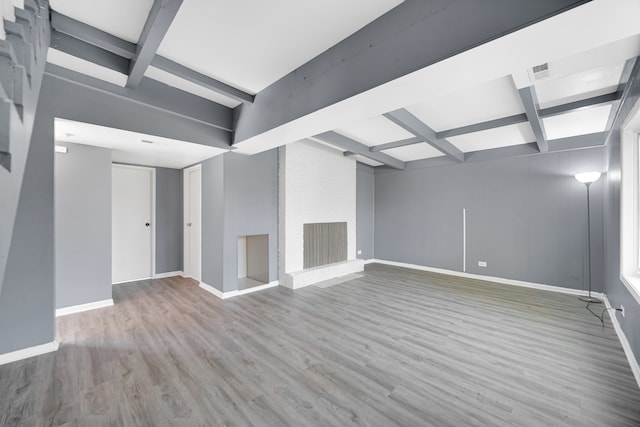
[478,261,487,267]
[357,250,362,255]
[620,305,625,318]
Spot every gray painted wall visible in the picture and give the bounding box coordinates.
[46,71,230,149]
[375,147,606,291]
[55,152,183,310]
[601,60,640,371]
[603,139,640,370]
[0,86,56,354]
[201,155,225,289]
[201,150,279,292]
[55,143,112,309]
[222,151,279,292]
[356,163,375,260]
[156,167,183,274]
[0,68,236,354]
[0,3,50,298]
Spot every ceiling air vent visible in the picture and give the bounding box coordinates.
[530,62,551,81]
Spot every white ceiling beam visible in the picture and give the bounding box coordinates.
[384,109,464,162]
[127,0,183,88]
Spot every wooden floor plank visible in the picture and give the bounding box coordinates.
[1,263,639,426]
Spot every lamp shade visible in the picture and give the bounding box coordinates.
[575,172,601,184]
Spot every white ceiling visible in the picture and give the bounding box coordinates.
[536,63,624,109]
[156,0,404,94]
[54,119,227,169]
[49,0,153,43]
[45,0,640,167]
[406,76,526,132]
[335,115,415,147]
[543,105,613,141]
[382,143,442,162]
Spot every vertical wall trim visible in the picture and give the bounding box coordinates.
[183,163,202,280]
[151,168,156,279]
[463,208,467,272]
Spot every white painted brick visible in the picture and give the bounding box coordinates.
[279,140,357,277]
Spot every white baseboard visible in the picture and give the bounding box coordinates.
[154,271,184,279]
[0,341,59,366]
[603,295,640,390]
[238,280,280,296]
[369,259,604,299]
[56,299,114,317]
[200,280,280,300]
[199,282,237,299]
[112,277,151,285]
[364,259,376,265]
[369,259,638,388]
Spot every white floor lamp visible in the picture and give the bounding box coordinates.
[575,171,602,304]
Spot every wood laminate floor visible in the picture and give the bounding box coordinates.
[1,264,639,426]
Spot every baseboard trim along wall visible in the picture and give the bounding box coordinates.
[112,278,150,285]
[200,281,280,300]
[56,299,115,317]
[238,281,280,296]
[154,271,184,279]
[0,341,59,366]
[603,296,640,390]
[370,259,605,299]
[370,259,639,387]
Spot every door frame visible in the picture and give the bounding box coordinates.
[112,163,156,283]
[183,163,202,281]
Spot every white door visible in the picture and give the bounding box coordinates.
[184,165,201,280]
[112,165,154,283]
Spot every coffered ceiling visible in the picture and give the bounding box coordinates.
[44,0,640,169]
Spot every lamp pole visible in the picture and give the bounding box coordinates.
[575,172,602,304]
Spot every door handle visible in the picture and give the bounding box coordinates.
[145,223,150,227]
